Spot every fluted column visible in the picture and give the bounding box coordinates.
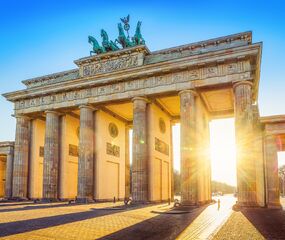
[125,125,131,199]
[179,90,198,205]
[170,121,174,201]
[77,105,95,202]
[12,115,30,199]
[5,150,14,198]
[233,81,257,206]
[132,97,149,202]
[264,134,281,208]
[43,111,60,201]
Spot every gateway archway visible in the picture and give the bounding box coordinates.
[2,31,284,208]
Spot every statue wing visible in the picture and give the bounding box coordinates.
[120,18,125,23]
[127,14,130,22]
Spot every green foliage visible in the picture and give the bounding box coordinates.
[211,180,236,194]
[173,170,236,195]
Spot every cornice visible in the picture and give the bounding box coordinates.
[260,115,285,124]
[22,69,79,87]
[150,31,252,55]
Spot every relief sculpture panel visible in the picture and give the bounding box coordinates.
[82,55,138,77]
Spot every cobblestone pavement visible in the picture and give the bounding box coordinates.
[213,197,285,240]
[0,196,284,240]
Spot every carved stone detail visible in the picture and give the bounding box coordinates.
[14,61,250,112]
[155,137,169,155]
[106,143,120,157]
[82,55,139,77]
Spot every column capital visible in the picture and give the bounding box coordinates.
[14,114,31,120]
[264,132,279,138]
[132,96,150,103]
[79,104,97,111]
[45,110,62,116]
[233,80,253,90]
[178,89,198,97]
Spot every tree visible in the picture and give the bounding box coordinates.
[279,165,285,196]
[174,170,181,195]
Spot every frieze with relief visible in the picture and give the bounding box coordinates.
[14,61,249,111]
[106,142,120,157]
[69,144,79,157]
[82,55,139,77]
[155,137,169,156]
[39,146,44,157]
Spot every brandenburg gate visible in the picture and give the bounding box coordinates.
[1,19,284,208]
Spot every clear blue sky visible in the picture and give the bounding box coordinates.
[0,0,284,141]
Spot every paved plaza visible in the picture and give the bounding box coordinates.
[0,196,284,239]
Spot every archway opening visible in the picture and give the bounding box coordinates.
[278,151,285,197]
[0,155,7,198]
[209,118,237,196]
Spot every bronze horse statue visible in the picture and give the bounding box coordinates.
[132,21,145,45]
[101,29,119,52]
[88,36,105,55]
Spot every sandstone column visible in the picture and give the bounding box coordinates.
[43,111,60,201]
[233,81,257,206]
[252,105,265,207]
[125,125,131,199]
[264,134,281,208]
[132,97,149,202]
[12,115,30,199]
[179,90,198,205]
[77,105,95,202]
[170,121,174,201]
[5,149,14,198]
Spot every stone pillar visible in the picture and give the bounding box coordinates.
[264,134,281,208]
[43,111,60,201]
[5,150,14,198]
[12,115,30,199]
[233,81,257,206]
[179,90,198,205]
[77,105,95,202]
[125,125,131,199]
[132,97,149,202]
[252,105,265,207]
[170,121,174,201]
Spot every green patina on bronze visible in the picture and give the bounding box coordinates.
[101,29,119,51]
[88,15,145,55]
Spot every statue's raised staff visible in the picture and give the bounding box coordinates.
[116,23,134,48]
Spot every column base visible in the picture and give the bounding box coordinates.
[10,197,29,201]
[41,198,60,203]
[267,202,282,209]
[180,200,198,206]
[235,201,259,208]
[76,198,95,204]
[130,200,151,205]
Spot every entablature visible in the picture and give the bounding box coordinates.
[4,43,261,103]
[0,141,14,155]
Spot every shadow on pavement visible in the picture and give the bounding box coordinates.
[98,206,207,240]
[238,207,285,239]
[0,202,76,213]
[0,204,145,237]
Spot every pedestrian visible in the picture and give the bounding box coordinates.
[217,198,220,210]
